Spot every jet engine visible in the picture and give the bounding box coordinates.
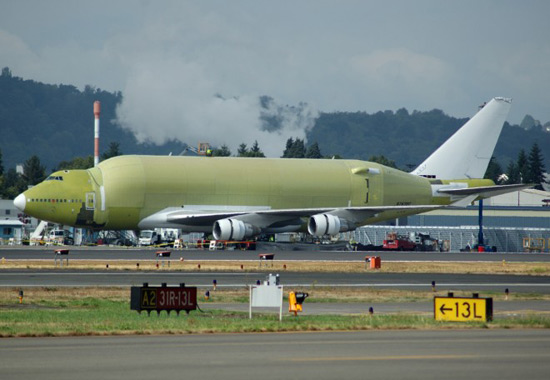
[213,218,260,240]
[307,214,351,236]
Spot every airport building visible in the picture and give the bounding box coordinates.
[353,189,550,253]
[0,199,25,244]
[0,219,24,244]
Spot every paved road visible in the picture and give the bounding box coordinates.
[1,330,549,380]
[2,246,550,261]
[1,269,549,293]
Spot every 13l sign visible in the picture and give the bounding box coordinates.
[434,295,493,322]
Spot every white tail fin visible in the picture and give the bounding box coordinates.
[411,97,512,179]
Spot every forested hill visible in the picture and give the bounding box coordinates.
[0,69,187,172]
[1,69,548,172]
[308,109,550,170]
[309,109,466,170]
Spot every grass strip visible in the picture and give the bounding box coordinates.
[3,287,550,305]
[1,287,549,337]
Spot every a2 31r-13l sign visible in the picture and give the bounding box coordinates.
[434,296,493,322]
[131,283,197,315]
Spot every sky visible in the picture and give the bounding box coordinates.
[1,0,549,156]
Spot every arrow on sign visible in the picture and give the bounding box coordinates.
[439,304,453,315]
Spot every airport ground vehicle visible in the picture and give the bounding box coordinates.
[382,232,416,251]
[48,229,74,245]
[138,230,161,246]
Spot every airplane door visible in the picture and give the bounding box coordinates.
[85,192,95,210]
[351,171,381,206]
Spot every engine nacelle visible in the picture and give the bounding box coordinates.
[307,214,351,237]
[213,218,259,241]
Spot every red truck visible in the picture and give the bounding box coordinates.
[382,232,416,251]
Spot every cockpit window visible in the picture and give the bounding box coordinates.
[46,176,63,181]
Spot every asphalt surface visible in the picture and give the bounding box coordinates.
[1,270,549,293]
[2,330,550,380]
[1,246,549,379]
[2,246,550,261]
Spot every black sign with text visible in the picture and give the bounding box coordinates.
[131,284,197,314]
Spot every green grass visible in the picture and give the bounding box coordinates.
[1,297,549,337]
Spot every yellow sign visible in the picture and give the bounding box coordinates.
[434,296,492,322]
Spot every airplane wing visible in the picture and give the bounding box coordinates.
[138,204,442,230]
[138,184,531,232]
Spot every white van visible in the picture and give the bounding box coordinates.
[48,229,74,245]
[139,230,159,246]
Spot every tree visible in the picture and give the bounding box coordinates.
[289,138,306,158]
[101,142,122,161]
[282,138,294,158]
[0,148,4,177]
[1,168,26,199]
[505,161,519,184]
[282,138,306,158]
[237,143,248,157]
[22,155,46,186]
[1,67,11,77]
[57,156,94,170]
[484,156,503,183]
[305,142,322,158]
[248,141,265,157]
[516,149,529,183]
[237,141,265,157]
[212,144,231,157]
[368,155,397,169]
[527,142,547,190]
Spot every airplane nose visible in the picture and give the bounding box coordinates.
[14,193,26,212]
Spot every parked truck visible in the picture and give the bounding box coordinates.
[48,229,74,245]
[382,232,416,251]
[138,230,161,246]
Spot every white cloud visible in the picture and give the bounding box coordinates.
[115,57,318,157]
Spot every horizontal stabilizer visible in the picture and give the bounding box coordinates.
[438,183,532,198]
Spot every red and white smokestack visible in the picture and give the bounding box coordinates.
[93,101,100,166]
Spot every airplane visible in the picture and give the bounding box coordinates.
[13,97,529,240]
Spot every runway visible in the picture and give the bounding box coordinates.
[2,246,550,262]
[2,330,550,380]
[1,270,549,293]
[2,247,549,379]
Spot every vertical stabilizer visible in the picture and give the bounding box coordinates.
[411,97,511,179]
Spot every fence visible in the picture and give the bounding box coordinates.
[351,225,550,253]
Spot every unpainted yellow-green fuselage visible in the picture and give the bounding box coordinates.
[20,155,493,230]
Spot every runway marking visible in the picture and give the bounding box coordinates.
[282,283,550,287]
[0,272,262,276]
[4,337,550,352]
[287,352,550,362]
[2,259,549,264]
[2,283,550,288]
[289,354,475,362]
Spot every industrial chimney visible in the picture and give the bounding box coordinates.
[93,101,100,166]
